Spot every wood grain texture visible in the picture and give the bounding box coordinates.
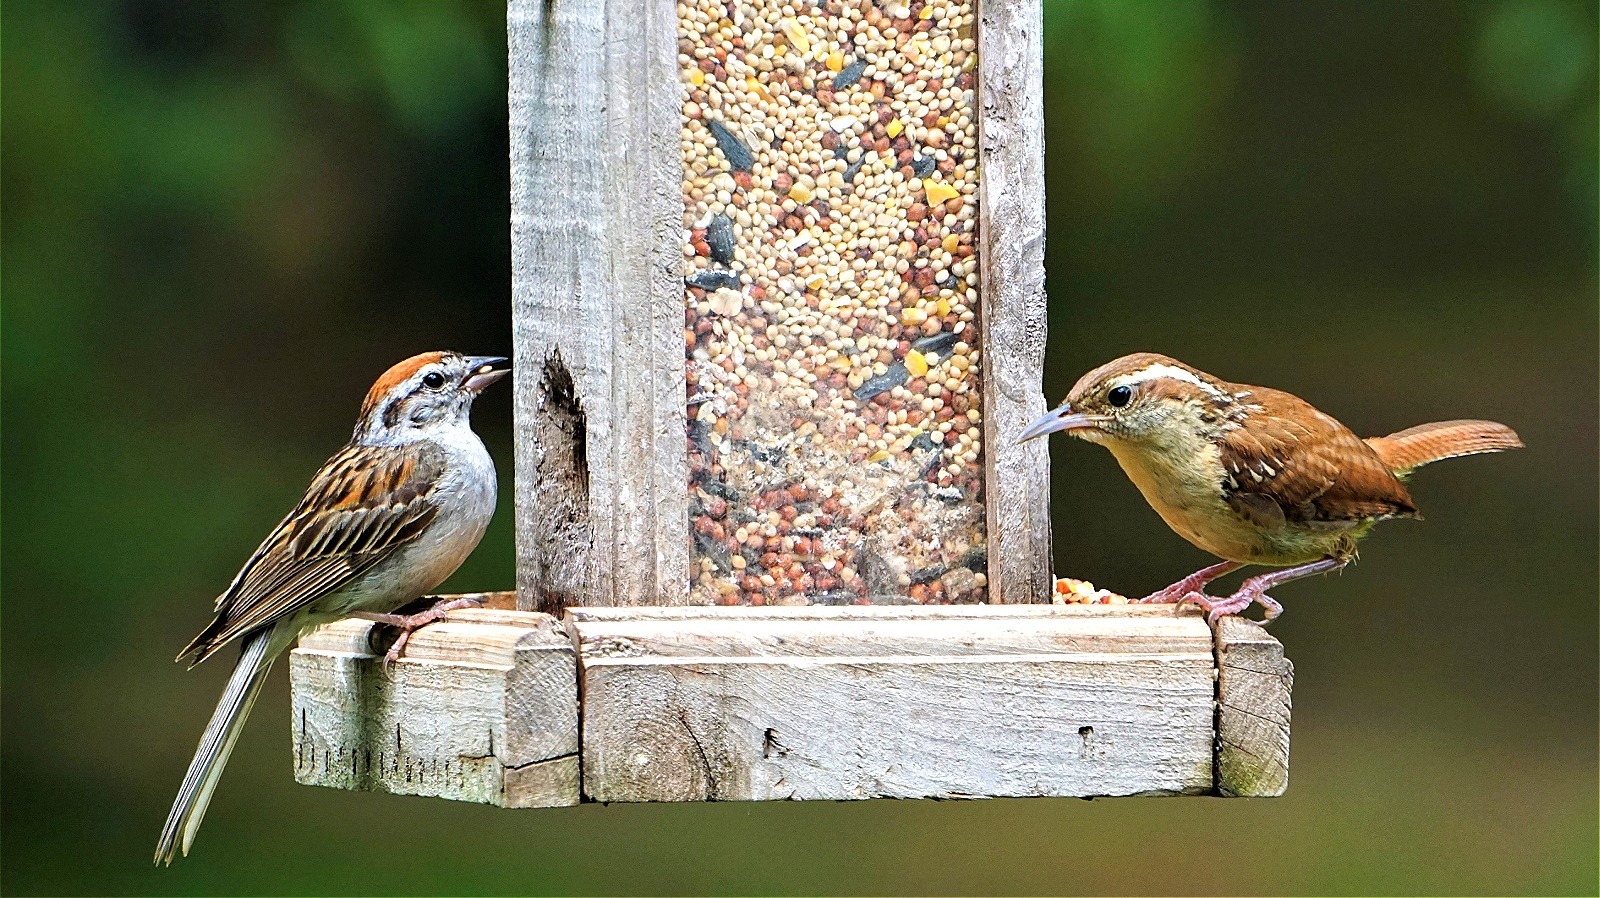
[568,604,1190,622]
[575,606,1216,802]
[1214,616,1293,797]
[288,605,1292,804]
[289,607,579,807]
[509,0,687,613]
[976,0,1052,603]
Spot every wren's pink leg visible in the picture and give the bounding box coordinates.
[351,595,485,670]
[1182,557,1347,624]
[1138,560,1242,605]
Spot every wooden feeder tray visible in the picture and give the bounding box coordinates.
[289,593,1291,806]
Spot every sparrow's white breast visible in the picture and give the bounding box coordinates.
[313,426,496,620]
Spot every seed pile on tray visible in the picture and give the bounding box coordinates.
[1052,578,1131,606]
[680,0,985,605]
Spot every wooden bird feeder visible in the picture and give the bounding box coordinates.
[289,0,1292,809]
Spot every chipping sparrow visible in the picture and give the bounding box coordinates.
[155,351,508,865]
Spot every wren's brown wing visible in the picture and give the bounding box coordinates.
[1219,387,1418,530]
[178,442,445,665]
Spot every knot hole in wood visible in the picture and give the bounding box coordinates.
[526,350,589,615]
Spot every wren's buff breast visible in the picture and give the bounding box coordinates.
[1019,352,1521,622]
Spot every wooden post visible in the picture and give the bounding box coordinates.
[977,0,1053,603]
[509,0,689,614]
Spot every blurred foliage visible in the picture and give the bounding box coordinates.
[2,0,1596,895]
[1045,0,1240,210]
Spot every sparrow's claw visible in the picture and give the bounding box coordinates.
[357,595,486,676]
[380,631,414,675]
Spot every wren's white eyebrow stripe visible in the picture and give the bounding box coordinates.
[1114,363,1230,400]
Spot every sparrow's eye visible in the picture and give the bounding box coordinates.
[1107,385,1133,408]
[422,372,446,390]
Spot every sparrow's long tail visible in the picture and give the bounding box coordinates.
[155,627,276,865]
[1365,419,1523,478]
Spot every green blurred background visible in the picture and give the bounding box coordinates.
[3,0,1595,894]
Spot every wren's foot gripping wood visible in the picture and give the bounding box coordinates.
[572,605,1218,802]
[289,597,579,807]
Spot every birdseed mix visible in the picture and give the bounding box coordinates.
[681,0,986,605]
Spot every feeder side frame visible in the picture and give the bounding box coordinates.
[509,0,1052,610]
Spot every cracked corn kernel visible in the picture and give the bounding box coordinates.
[781,19,809,53]
[926,182,960,206]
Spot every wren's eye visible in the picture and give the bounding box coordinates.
[422,371,446,390]
[1107,385,1133,408]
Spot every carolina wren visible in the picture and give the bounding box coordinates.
[1019,353,1522,622]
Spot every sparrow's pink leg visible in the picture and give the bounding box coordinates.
[1137,560,1242,605]
[1179,557,1346,624]
[352,595,485,670]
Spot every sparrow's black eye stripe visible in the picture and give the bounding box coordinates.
[422,372,446,390]
[1108,385,1133,407]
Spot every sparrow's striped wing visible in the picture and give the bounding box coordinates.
[180,442,445,665]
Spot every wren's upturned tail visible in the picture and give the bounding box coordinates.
[1018,353,1522,623]
[1364,419,1523,477]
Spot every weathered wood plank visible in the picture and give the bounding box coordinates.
[289,605,1290,804]
[509,0,687,614]
[977,0,1052,603]
[1214,617,1293,797]
[289,607,580,808]
[574,613,1209,658]
[568,603,1190,622]
[575,607,1216,802]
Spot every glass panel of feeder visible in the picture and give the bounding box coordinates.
[681,0,985,605]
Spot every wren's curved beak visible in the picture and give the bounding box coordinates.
[1017,403,1101,444]
[463,356,510,393]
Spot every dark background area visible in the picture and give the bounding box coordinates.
[3,1,1595,894]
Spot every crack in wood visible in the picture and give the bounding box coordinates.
[677,709,719,799]
[1220,702,1289,726]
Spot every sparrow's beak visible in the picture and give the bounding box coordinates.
[1016,402,1101,444]
[463,356,510,393]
